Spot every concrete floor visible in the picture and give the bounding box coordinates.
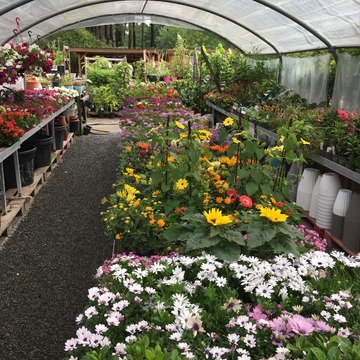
[85,117,120,134]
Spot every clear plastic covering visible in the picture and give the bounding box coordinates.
[0,0,359,55]
[281,54,330,105]
[332,53,360,113]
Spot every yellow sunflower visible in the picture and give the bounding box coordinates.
[203,208,232,226]
[259,206,288,223]
[223,117,234,126]
[175,178,189,190]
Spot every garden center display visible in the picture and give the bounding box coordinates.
[1,1,360,359]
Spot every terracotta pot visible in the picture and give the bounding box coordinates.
[26,81,40,90]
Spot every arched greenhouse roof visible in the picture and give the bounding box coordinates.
[0,0,359,55]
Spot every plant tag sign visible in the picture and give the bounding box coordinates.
[240,106,247,114]
[232,102,239,112]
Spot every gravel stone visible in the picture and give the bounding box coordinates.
[0,133,120,360]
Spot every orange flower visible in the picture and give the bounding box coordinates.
[157,219,166,228]
[137,141,150,149]
[224,197,232,205]
[216,197,223,204]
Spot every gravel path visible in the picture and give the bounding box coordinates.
[0,133,120,360]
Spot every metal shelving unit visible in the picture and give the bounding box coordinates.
[0,100,75,214]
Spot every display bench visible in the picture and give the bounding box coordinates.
[206,101,360,255]
[0,99,75,217]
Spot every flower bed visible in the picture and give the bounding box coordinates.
[65,86,360,359]
[65,252,360,360]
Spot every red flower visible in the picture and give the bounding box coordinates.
[227,189,238,203]
[239,195,253,208]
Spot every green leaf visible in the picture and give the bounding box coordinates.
[252,168,264,184]
[145,349,155,360]
[326,346,342,360]
[260,182,272,195]
[245,181,259,196]
[185,230,221,252]
[211,242,241,261]
[246,226,276,249]
[161,183,171,193]
[162,224,187,241]
[220,229,246,246]
[307,348,327,360]
[271,237,300,256]
[238,166,250,179]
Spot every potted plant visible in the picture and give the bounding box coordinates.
[103,85,119,118]
[60,74,74,89]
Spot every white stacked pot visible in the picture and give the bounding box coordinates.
[331,189,353,239]
[309,174,322,219]
[316,173,342,229]
[296,168,320,211]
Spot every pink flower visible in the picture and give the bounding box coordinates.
[239,195,253,208]
[288,315,315,335]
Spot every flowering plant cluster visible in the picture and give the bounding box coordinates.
[0,89,72,146]
[64,251,360,360]
[0,42,54,84]
[0,107,38,146]
[54,86,80,99]
[101,84,313,259]
[204,91,237,111]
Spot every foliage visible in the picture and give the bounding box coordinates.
[155,26,230,52]
[101,84,313,259]
[64,252,360,360]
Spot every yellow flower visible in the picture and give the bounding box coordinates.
[167,156,175,162]
[232,137,241,144]
[300,137,310,145]
[175,178,189,190]
[125,146,132,152]
[176,121,185,129]
[124,167,134,176]
[223,117,234,126]
[259,207,288,223]
[203,208,232,226]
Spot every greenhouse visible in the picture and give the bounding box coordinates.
[1,1,360,359]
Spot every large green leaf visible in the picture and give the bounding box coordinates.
[220,229,246,246]
[185,231,221,252]
[270,236,300,256]
[245,181,259,196]
[307,348,328,360]
[210,242,241,261]
[246,226,276,249]
[252,168,264,184]
[162,224,193,241]
[238,166,250,179]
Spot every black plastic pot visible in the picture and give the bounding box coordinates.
[25,133,52,168]
[53,124,66,150]
[4,143,37,189]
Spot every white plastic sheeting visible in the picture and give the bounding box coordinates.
[0,0,359,55]
[281,55,330,105]
[332,53,360,113]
